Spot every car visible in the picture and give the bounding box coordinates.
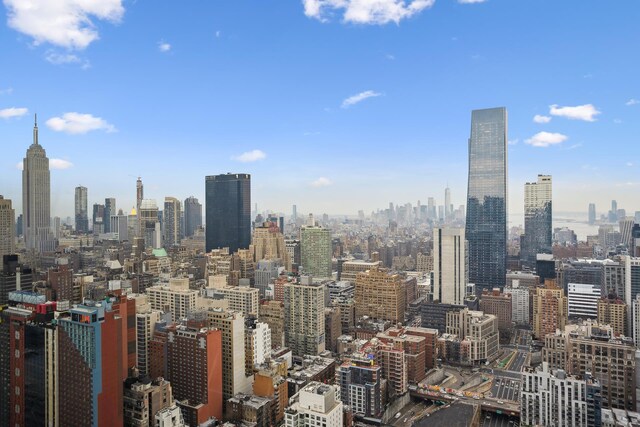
[395,412,401,419]
[486,415,491,419]
[497,400,505,404]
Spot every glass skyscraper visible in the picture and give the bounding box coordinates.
[465,107,508,291]
[521,175,552,267]
[205,173,251,253]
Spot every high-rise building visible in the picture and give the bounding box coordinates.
[292,204,297,223]
[136,309,163,377]
[433,227,466,305]
[183,196,202,238]
[146,278,199,322]
[444,186,451,219]
[533,281,568,339]
[104,197,116,233]
[336,358,382,418]
[521,175,552,266]
[480,289,513,340]
[521,362,601,427]
[252,222,289,265]
[163,197,181,247]
[285,382,343,427]
[597,296,628,337]
[165,323,223,426]
[567,283,600,318]
[123,378,176,427]
[300,225,332,278]
[22,116,56,252]
[465,107,508,291]
[74,186,89,233]
[92,203,105,234]
[355,267,405,324]
[139,199,161,248]
[588,203,596,225]
[0,196,15,257]
[284,276,326,357]
[0,255,33,306]
[205,173,251,253]
[57,301,125,426]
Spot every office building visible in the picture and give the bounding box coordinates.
[57,301,125,426]
[285,382,343,427]
[146,278,199,322]
[165,323,223,426]
[597,296,628,337]
[208,285,259,317]
[521,362,601,427]
[284,276,326,357]
[92,202,105,234]
[355,267,405,324]
[521,175,552,266]
[465,107,508,291]
[0,196,15,257]
[479,289,512,340]
[336,358,382,418]
[567,283,600,318]
[432,227,466,305]
[74,185,89,233]
[445,308,500,364]
[206,308,253,400]
[300,225,332,278]
[184,196,202,238]
[163,197,181,247]
[532,281,568,339]
[111,211,129,242]
[139,199,161,248]
[340,260,381,283]
[589,203,596,225]
[205,173,251,253]
[104,197,116,233]
[22,116,56,252]
[252,222,289,265]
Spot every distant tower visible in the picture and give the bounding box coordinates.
[300,225,332,278]
[205,173,251,253]
[183,196,202,238]
[22,115,55,252]
[0,196,16,257]
[136,177,144,237]
[521,175,552,267]
[465,107,508,291]
[433,227,466,305]
[588,203,596,225]
[292,205,297,222]
[163,197,181,247]
[74,186,89,233]
[104,197,116,233]
[445,186,452,219]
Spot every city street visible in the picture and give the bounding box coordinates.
[481,411,520,427]
[489,377,520,402]
[508,351,527,373]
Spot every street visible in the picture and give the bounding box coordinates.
[489,377,520,402]
[481,411,520,427]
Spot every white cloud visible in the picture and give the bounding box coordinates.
[549,104,601,122]
[50,158,74,169]
[508,139,518,146]
[525,131,568,148]
[215,30,221,38]
[158,42,171,52]
[4,0,125,50]
[458,0,487,3]
[45,51,91,69]
[17,158,72,170]
[0,107,28,119]
[627,162,634,167]
[0,87,13,95]
[232,149,266,163]
[533,114,551,124]
[341,90,381,108]
[613,118,622,124]
[46,112,116,134]
[303,0,435,25]
[310,177,332,187]
[625,98,639,106]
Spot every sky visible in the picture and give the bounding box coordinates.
[1,0,639,224]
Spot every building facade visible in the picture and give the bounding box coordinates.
[432,227,466,305]
[300,225,332,279]
[205,173,251,253]
[521,175,552,267]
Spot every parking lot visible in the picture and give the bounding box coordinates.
[481,411,520,427]
[489,377,520,402]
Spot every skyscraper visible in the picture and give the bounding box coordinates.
[0,196,15,257]
[92,202,105,234]
[22,116,56,252]
[183,196,202,238]
[205,173,251,253]
[163,197,181,247]
[433,227,466,305]
[444,186,451,219]
[284,276,326,357]
[588,203,596,225]
[104,197,116,233]
[521,175,552,267]
[465,107,508,291]
[300,225,332,278]
[75,186,89,233]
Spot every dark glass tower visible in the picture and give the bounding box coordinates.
[521,175,552,267]
[184,196,202,237]
[465,107,508,291]
[205,173,251,253]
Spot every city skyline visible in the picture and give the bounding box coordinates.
[1,1,639,219]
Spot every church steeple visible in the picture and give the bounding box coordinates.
[33,113,39,145]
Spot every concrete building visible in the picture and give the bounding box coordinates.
[284,276,326,357]
[336,358,383,418]
[253,358,289,423]
[75,185,89,233]
[123,377,175,427]
[206,308,253,400]
[183,196,202,238]
[324,307,342,353]
[207,285,260,317]
[532,281,568,339]
[165,323,223,426]
[0,196,15,257]
[505,282,530,325]
[147,278,199,322]
[252,222,289,265]
[22,117,56,252]
[285,382,343,427]
[432,227,466,305]
[521,362,601,427]
[245,320,272,374]
[227,393,275,427]
[136,309,163,377]
[568,282,600,318]
[259,300,285,349]
[300,225,332,278]
[479,288,512,340]
[339,260,381,283]
[354,267,405,324]
[446,308,500,364]
[163,197,181,247]
[597,296,628,337]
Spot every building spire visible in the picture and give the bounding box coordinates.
[33,113,39,145]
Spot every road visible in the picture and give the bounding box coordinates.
[508,350,527,373]
[489,377,520,402]
[481,411,520,427]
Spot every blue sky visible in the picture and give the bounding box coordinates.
[1,0,639,222]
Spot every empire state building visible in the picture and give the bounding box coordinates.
[22,115,56,252]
